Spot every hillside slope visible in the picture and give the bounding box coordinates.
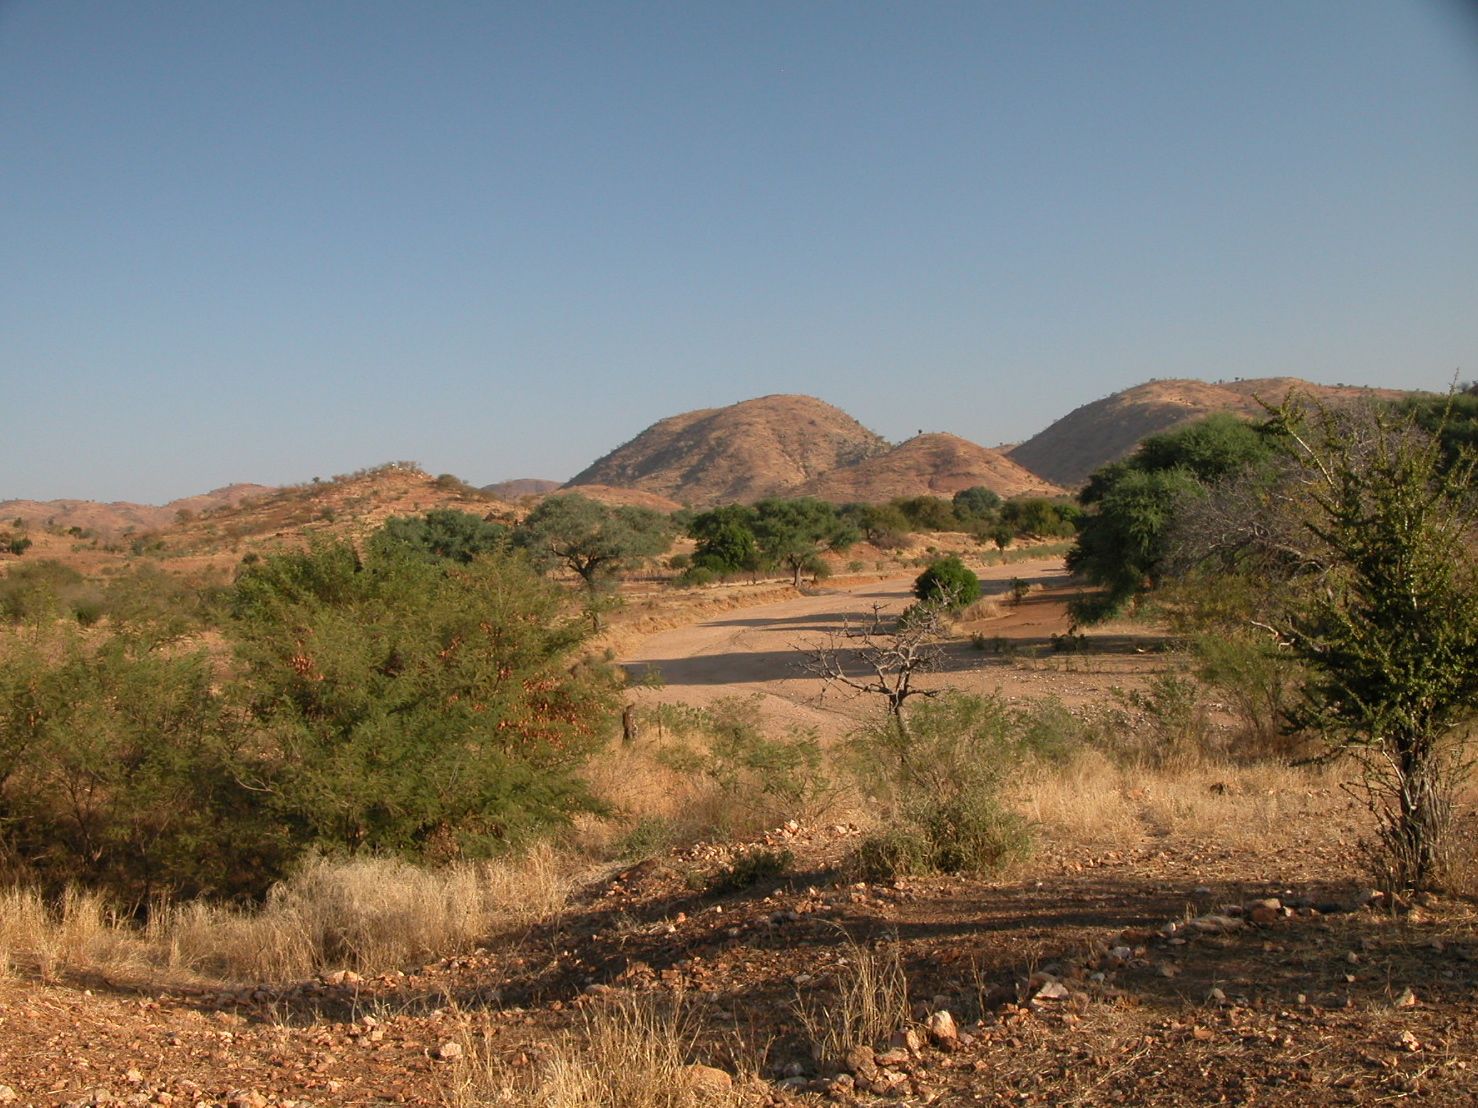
[799,433,1065,502]
[1007,377,1408,487]
[565,394,891,507]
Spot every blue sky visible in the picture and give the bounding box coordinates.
[4,1,1476,503]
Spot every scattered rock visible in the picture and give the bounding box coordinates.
[434,1040,465,1061]
[684,1064,733,1092]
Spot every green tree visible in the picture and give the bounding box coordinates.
[230,542,615,862]
[752,498,858,586]
[370,509,507,564]
[1068,414,1277,621]
[839,502,911,547]
[913,556,982,609]
[515,495,672,593]
[951,486,1002,524]
[890,496,959,532]
[999,496,1079,539]
[686,505,760,574]
[1274,405,1478,891]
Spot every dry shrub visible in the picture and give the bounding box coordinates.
[0,848,573,986]
[582,697,836,857]
[795,932,911,1070]
[451,993,760,1107]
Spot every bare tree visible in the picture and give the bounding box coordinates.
[800,600,951,732]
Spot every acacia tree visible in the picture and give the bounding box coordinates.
[1273,404,1478,891]
[516,494,672,592]
[752,498,858,587]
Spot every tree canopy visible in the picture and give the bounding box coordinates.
[515,494,673,591]
[752,498,858,586]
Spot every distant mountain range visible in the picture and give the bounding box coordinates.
[6,378,1423,534]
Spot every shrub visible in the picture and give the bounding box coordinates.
[708,846,793,893]
[229,542,617,866]
[0,628,279,903]
[912,556,981,609]
[847,693,1033,878]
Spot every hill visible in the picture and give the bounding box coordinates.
[565,394,891,507]
[0,484,274,539]
[1007,377,1409,488]
[798,433,1066,503]
[481,478,562,500]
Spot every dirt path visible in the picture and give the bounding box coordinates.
[620,555,1121,738]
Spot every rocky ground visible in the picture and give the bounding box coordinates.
[3,804,1475,1106]
[3,559,1475,1106]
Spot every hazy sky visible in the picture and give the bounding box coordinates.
[5,1,1477,503]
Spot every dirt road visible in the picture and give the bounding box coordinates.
[620,554,1099,737]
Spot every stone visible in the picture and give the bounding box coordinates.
[844,1045,878,1079]
[1394,987,1419,1008]
[1034,981,1071,1002]
[684,1065,733,1092]
[434,1040,465,1061]
[0,1088,17,1105]
[925,1009,959,1045]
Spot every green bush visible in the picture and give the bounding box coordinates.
[847,693,1034,879]
[0,628,283,903]
[230,542,617,862]
[913,556,981,609]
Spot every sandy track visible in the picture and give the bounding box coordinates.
[620,555,1085,738]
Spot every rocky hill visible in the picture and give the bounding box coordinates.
[565,395,891,507]
[0,483,275,539]
[799,433,1065,503]
[480,478,562,500]
[1007,377,1409,488]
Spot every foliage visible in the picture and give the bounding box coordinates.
[652,696,829,835]
[889,495,959,532]
[1068,414,1278,621]
[0,628,277,904]
[913,556,981,609]
[5,535,31,556]
[839,502,911,546]
[230,542,616,866]
[751,498,858,586]
[847,693,1033,879]
[685,504,760,575]
[1067,469,1205,622]
[1275,405,1478,890]
[369,509,507,564]
[999,496,1079,539]
[952,485,1002,524]
[515,494,673,591]
[0,560,90,624]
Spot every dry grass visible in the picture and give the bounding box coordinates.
[0,846,574,986]
[450,993,762,1107]
[795,931,911,1070]
[1015,751,1346,853]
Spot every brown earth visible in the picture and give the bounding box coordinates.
[0,485,275,541]
[565,395,892,507]
[1007,377,1412,488]
[3,557,1475,1105]
[478,478,562,501]
[797,434,1065,504]
[543,485,687,513]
